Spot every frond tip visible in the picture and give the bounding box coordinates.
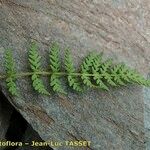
[110,64,150,87]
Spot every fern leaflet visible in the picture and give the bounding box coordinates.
[4,49,18,96]
[91,53,110,90]
[29,42,50,95]
[65,48,82,92]
[49,42,65,94]
[100,59,117,87]
[81,53,98,88]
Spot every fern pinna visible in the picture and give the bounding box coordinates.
[49,42,66,94]
[2,42,150,96]
[4,50,18,96]
[29,42,50,95]
[65,48,82,92]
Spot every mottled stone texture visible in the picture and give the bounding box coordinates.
[144,86,150,150]
[0,0,150,150]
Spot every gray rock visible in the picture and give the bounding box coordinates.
[0,0,150,150]
[144,87,150,150]
[144,74,150,150]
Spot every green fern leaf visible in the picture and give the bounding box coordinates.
[49,42,65,93]
[29,42,50,95]
[81,53,97,88]
[99,59,117,87]
[125,68,149,86]
[50,74,66,93]
[65,48,82,92]
[111,63,150,86]
[2,42,150,96]
[110,64,126,85]
[92,54,110,90]
[81,52,108,90]
[4,49,18,96]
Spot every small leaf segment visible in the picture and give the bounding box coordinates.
[29,42,50,95]
[49,42,66,94]
[4,50,18,96]
[2,42,150,96]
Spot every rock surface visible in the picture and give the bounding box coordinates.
[144,86,150,150]
[0,0,150,150]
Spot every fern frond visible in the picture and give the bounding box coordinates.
[49,42,65,93]
[2,42,150,96]
[65,49,82,92]
[29,42,50,95]
[4,49,18,96]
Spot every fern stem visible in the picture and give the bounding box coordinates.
[0,71,98,79]
[16,71,98,77]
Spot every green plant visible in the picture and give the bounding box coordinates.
[65,48,82,92]
[4,50,18,96]
[2,42,150,96]
[29,42,50,95]
[49,42,65,94]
